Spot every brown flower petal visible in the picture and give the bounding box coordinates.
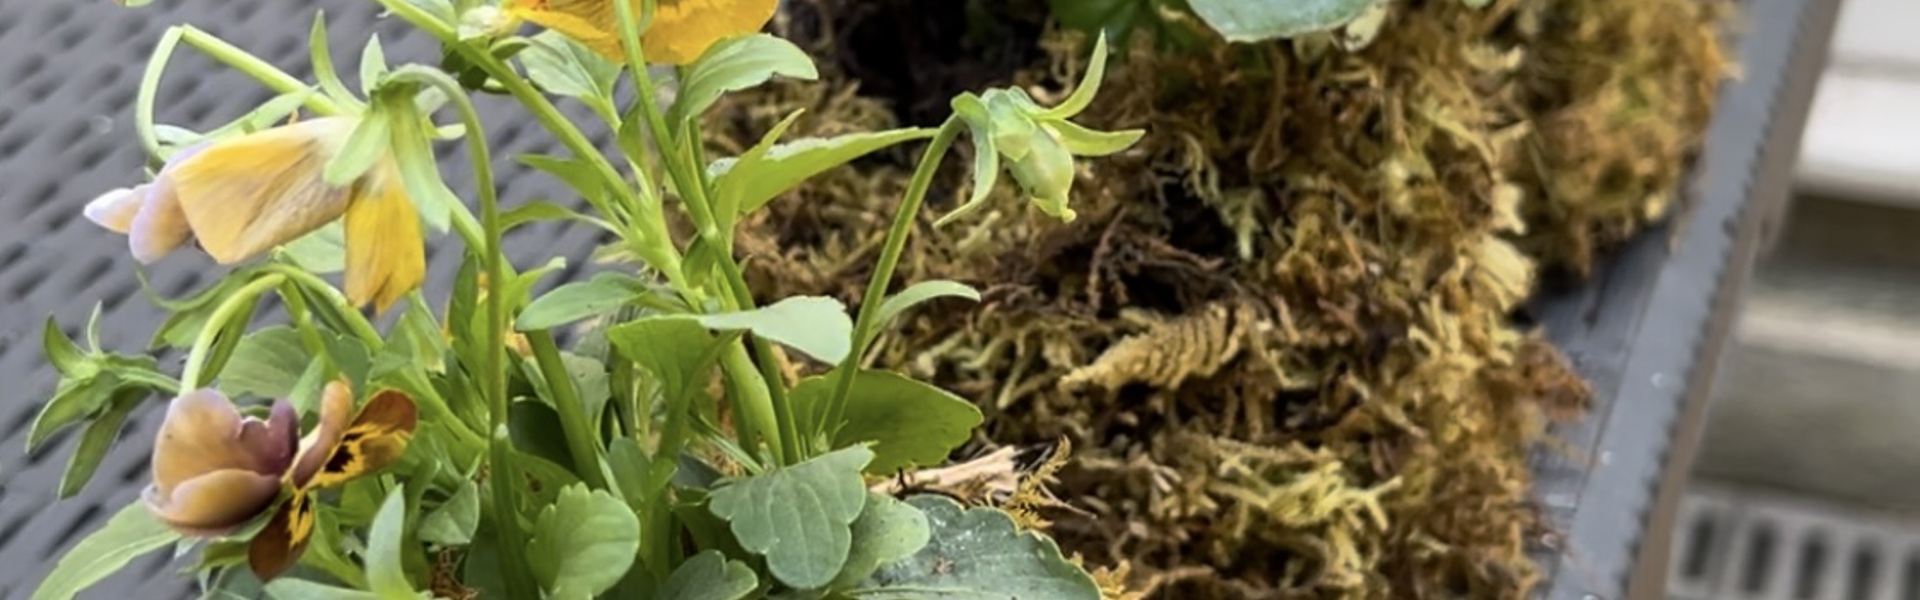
[290,381,354,488]
[142,468,281,537]
[151,390,295,498]
[248,493,314,582]
[306,389,418,490]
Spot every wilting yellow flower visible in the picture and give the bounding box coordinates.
[506,0,778,65]
[139,383,416,581]
[249,381,417,581]
[84,117,426,312]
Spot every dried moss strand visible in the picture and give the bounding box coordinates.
[823,116,965,439]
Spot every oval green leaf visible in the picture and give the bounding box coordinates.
[707,446,873,589]
[1187,0,1384,42]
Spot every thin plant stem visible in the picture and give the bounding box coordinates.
[823,117,965,432]
[527,329,611,489]
[180,273,285,388]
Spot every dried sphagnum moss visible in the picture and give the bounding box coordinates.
[709,0,1730,598]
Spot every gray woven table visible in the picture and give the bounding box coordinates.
[0,0,1835,599]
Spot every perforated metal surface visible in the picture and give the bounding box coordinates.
[1668,484,1920,600]
[0,0,1836,599]
[0,2,613,598]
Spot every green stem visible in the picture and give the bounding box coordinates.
[258,263,382,346]
[612,356,641,438]
[608,0,794,465]
[176,26,342,116]
[527,330,610,489]
[279,282,331,362]
[823,117,965,432]
[181,273,285,388]
[135,28,184,161]
[485,424,538,600]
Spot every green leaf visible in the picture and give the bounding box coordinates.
[871,280,980,343]
[940,94,1002,228]
[670,34,818,126]
[793,370,981,474]
[365,485,415,598]
[43,315,88,378]
[321,333,372,398]
[518,155,604,199]
[420,478,481,546]
[563,351,611,428]
[381,87,459,233]
[263,579,383,600]
[460,541,506,600]
[1045,120,1144,157]
[516,272,645,331]
[606,438,653,510]
[529,484,641,599]
[832,493,931,589]
[691,296,852,364]
[707,445,873,589]
[219,327,311,400]
[325,110,390,187]
[607,317,721,402]
[30,503,181,600]
[520,31,621,102]
[309,13,359,109]
[1187,0,1383,42]
[710,127,937,219]
[60,387,147,498]
[514,448,584,508]
[359,34,389,97]
[504,256,569,313]
[287,356,331,416]
[282,222,346,273]
[510,401,575,469]
[399,0,457,23]
[1038,33,1114,120]
[503,200,605,232]
[372,300,448,380]
[658,551,756,600]
[856,496,1100,600]
[27,374,119,453]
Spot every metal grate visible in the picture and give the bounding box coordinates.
[1669,484,1920,600]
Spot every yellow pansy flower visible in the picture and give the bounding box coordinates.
[83,117,426,313]
[506,0,778,65]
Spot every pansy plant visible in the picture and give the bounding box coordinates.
[26,0,1143,599]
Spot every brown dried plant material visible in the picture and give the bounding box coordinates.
[709,0,1729,598]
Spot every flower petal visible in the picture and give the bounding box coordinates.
[170,118,358,264]
[237,401,300,477]
[84,188,141,234]
[126,179,194,264]
[306,390,417,490]
[248,493,314,582]
[152,390,286,495]
[508,0,623,59]
[142,469,281,537]
[645,0,778,65]
[508,0,776,65]
[290,381,355,488]
[342,165,425,313]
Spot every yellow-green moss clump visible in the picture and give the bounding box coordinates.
[708,0,1731,597]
